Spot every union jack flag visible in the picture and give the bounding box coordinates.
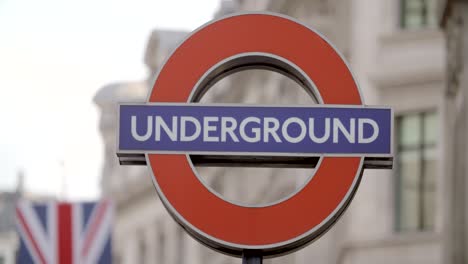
[16,200,113,264]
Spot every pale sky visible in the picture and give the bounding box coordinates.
[0,0,220,200]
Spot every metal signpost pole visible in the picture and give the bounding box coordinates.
[242,251,263,264]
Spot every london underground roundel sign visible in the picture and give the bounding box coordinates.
[117,13,393,257]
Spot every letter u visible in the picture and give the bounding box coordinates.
[309,118,330,143]
[131,115,153,141]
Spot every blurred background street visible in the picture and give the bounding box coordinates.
[1,0,467,263]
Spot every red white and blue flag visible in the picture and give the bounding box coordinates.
[16,200,113,264]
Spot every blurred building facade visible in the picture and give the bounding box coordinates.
[0,172,28,264]
[441,1,468,264]
[0,192,20,264]
[94,0,467,263]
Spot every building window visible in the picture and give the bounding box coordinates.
[400,0,437,29]
[396,111,437,232]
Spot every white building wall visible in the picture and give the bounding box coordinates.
[0,232,18,264]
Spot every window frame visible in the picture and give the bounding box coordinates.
[395,109,437,232]
[400,0,430,30]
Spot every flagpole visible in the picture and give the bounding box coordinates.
[59,160,67,201]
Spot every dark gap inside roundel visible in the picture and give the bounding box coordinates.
[189,68,319,207]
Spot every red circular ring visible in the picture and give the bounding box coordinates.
[147,13,363,254]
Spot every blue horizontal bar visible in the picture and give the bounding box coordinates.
[118,104,392,156]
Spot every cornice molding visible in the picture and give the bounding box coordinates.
[370,67,445,88]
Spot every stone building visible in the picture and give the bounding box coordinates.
[94,0,466,263]
[440,1,468,263]
[0,191,20,264]
[0,172,29,264]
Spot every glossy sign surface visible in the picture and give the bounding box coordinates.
[119,104,392,155]
[118,13,393,257]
